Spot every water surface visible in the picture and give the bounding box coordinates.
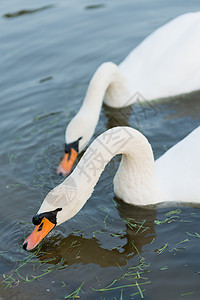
[0,0,200,299]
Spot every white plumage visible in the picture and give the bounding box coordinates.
[42,126,200,226]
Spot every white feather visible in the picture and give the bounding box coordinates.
[39,126,200,225]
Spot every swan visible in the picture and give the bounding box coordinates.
[24,125,200,250]
[57,12,200,176]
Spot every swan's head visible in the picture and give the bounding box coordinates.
[22,207,62,251]
[57,111,98,177]
[23,177,87,251]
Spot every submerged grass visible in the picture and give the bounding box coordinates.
[100,207,110,229]
[186,232,200,239]
[8,152,15,164]
[123,217,149,234]
[181,292,194,296]
[154,208,195,226]
[64,281,85,299]
[92,257,151,299]
[93,281,150,292]
[1,207,198,298]
[155,243,168,255]
[0,246,67,288]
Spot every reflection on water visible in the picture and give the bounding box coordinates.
[103,98,158,132]
[160,90,200,120]
[103,104,133,128]
[2,202,200,299]
[3,5,53,18]
[38,199,156,268]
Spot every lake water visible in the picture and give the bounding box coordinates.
[0,0,200,299]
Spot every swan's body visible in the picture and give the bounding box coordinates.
[23,126,200,250]
[119,12,200,100]
[155,126,200,202]
[57,12,200,176]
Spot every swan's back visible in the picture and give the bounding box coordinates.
[155,126,200,202]
[119,12,200,99]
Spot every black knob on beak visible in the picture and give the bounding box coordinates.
[32,214,43,225]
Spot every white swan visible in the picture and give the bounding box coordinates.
[57,12,200,176]
[24,126,200,250]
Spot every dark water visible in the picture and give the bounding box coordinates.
[1,0,200,299]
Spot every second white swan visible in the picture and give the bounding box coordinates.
[57,12,200,176]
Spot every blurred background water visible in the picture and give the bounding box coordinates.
[0,0,200,299]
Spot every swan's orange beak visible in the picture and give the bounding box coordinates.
[23,217,55,251]
[56,148,78,177]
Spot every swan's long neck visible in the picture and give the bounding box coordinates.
[41,126,200,226]
[82,62,132,111]
[65,63,132,151]
[40,127,163,225]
